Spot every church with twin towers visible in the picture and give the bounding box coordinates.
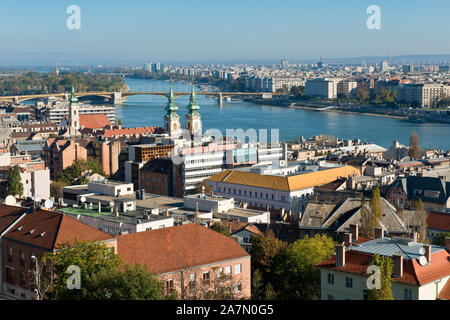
[164,82,202,138]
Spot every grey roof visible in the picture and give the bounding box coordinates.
[389,176,450,205]
[13,140,46,153]
[352,237,445,260]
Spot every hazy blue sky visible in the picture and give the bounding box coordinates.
[0,0,449,64]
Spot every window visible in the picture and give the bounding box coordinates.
[234,283,242,293]
[327,273,334,285]
[6,268,14,284]
[404,289,412,300]
[243,237,249,243]
[165,279,174,294]
[20,271,26,287]
[20,249,25,267]
[203,271,210,282]
[234,264,241,275]
[217,267,223,278]
[327,295,334,300]
[224,266,231,276]
[189,274,196,283]
[7,247,12,264]
[345,277,353,288]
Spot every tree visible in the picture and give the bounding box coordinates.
[409,131,421,159]
[50,181,65,199]
[117,119,123,126]
[432,232,450,246]
[211,222,230,237]
[42,241,122,300]
[87,264,174,300]
[355,87,370,102]
[360,196,373,238]
[413,198,428,243]
[366,253,394,300]
[249,232,287,276]
[370,187,382,228]
[7,165,23,197]
[273,234,335,300]
[56,159,106,185]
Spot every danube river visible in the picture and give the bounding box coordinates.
[115,78,450,150]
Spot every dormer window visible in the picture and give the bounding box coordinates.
[29,229,35,234]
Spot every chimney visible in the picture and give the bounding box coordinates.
[374,227,384,239]
[242,202,248,209]
[344,233,353,247]
[392,254,403,278]
[411,232,418,242]
[446,237,450,252]
[424,244,432,264]
[349,224,359,241]
[335,243,345,267]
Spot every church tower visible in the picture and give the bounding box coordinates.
[185,85,202,137]
[164,82,181,137]
[69,87,80,131]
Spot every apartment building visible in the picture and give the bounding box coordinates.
[38,103,116,125]
[305,78,340,99]
[317,235,450,300]
[397,83,450,108]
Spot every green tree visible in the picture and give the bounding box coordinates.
[88,264,174,300]
[431,232,450,246]
[366,253,394,300]
[273,234,335,300]
[409,131,421,159]
[42,241,121,300]
[211,223,230,237]
[117,119,123,126]
[249,232,287,276]
[7,165,23,197]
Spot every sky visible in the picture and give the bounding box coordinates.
[0,0,449,65]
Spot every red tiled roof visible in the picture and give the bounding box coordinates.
[79,114,111,129]
[4,210,112,250]
[101,127,164,138]
[427,212,450,232]
[316,249,450,286]
[116,224,250,275]
[438,279,450,300]
[0,204,28,234]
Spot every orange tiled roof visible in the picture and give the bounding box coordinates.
[438,279,450,300]
[102,126,163,138]
[316,249,450,286]
[4,210,112,250]
[79,114,111,129]
[427,212,450,232]
[207,166,360,192]
[116,224,250,275]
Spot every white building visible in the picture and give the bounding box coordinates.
[317,235,450,300]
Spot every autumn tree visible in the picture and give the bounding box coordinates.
[366,253,394,300]
[7,165,23,197]
[409,131,421,159]
[412,198,428,243]
[273,234,335,300]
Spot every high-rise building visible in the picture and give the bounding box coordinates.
[381,61,389,72]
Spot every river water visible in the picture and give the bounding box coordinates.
[115,78,450,150]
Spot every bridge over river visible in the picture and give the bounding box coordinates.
[0,91,278,106]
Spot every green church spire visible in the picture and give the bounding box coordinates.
[186,84,200,116]
[165,81,179,118]
[69,87,78,105]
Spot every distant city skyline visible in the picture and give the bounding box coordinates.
[0,0,450,65]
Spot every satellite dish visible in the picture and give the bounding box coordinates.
[418,256,427,266]
[5,195,16,206]
[44,199,54,209]
[419,248,426,255]
[80,196,86,203]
